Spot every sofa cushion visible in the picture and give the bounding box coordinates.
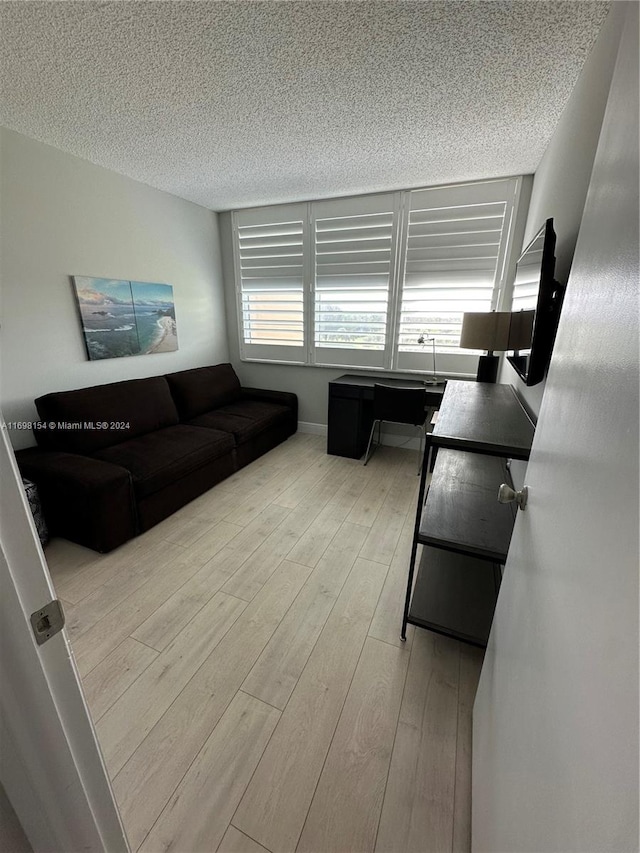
[165,364,242,420]
[93,424,234,498]
[189,399,292,445]
[35,376,179,455]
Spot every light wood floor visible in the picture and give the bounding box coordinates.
[45,433,483,853]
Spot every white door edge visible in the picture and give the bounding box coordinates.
[0,418,129,852]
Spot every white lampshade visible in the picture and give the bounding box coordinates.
[460,312,512,352]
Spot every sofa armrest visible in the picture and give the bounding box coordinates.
[241,387,298,421]
[16,448,138,553]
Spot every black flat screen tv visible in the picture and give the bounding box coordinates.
[507,218,566,386]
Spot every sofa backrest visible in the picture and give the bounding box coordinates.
[165,364,242,420]
[35,376,180,454]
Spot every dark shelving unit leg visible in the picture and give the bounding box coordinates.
[401,433,432,641]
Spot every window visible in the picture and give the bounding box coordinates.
[233,203,308,364]
[394,180,518,375]
[312,193,401,369]
[232,177,522,374]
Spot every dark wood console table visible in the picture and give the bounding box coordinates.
[402,380,535,647]
[327,374,446,459]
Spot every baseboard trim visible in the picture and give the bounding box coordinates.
[297,421,423,451]
[298,421,327,436]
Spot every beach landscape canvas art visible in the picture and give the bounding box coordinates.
[72,276,178,360]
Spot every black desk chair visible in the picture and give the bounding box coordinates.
[363,384,428,473]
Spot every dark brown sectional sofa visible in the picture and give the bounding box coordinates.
[16,363,297,553]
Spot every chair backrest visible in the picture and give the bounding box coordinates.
[373,384,427,426]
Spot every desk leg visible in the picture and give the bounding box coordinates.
[401,433,432,641]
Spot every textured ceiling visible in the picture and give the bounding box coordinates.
[0,1,609,211]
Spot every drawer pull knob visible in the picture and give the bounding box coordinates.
[498,483,528,510]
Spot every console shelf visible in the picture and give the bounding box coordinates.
[402,380,534,648]
[409,547,502,647]
[418,449,516,562]
[430,380,534,459]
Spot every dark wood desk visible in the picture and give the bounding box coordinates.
[327,374,446,459]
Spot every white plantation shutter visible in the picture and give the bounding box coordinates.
[233,205,308,363]
[312,194,400,368]
[394,179,519,374]
[232,178,523,374]
[399,201,506,348]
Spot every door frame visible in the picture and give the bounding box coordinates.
[0,418,129,852]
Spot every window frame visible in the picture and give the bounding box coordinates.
[232,176,524,376]
[232,202,310,365]
[391,177,522,376]
[310,191,403,371]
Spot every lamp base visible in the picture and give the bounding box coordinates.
[476,354,499,383]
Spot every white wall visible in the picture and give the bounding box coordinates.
[499,3,625,417]
[0,128,228,449]
[0,781,32,853]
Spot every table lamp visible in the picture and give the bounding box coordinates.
[417,333,439,385]
[460,311,513,383]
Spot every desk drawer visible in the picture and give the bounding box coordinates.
[328,383,361,400]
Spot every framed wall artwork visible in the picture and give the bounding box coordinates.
[71,276,178,361]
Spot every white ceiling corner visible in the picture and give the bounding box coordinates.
[0,1,610,211]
